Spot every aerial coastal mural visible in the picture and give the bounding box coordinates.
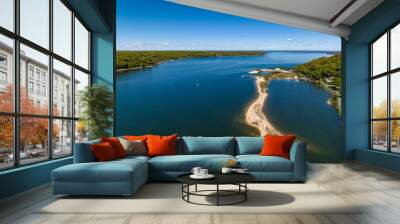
[116,0,342,162]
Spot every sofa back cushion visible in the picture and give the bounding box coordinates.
[236,137,263,155]
[181,137,235,155]
[147,134,178,157]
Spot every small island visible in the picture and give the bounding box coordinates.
[116,51,265,72]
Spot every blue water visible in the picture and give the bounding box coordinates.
[116,51,340,162]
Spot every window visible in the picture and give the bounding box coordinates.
[36,84,40,95]
[53,119,72,158]
[74,69,89,118]
[35,70,41,81]
[0,0,14,32]
[0,0,91,170]
[0,71,6,85]
[0,34,14,113]
[19,117,49,165]
[20,0,49,49]
[53,0,72,60]
[28,81,34,94]
[28,67,34,80]
[0,116,14,170]
[0,55,7,67]
[75,18,90,70]
[42,85,46,97]
[370,23,400,153]
[0,53,8,89]
[53,59,72,117]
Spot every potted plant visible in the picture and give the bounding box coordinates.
[79,84,114,140]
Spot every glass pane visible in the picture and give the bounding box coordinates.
[372,76,387,119]
[53,119,72,157]
[372,121,388,151]
[75,120,88,143]
[0,35,14,112]
[20,0,49,49]
[0,0,14,31]
[74,18,89,70]
[0,116,14,170]
[20,44,49,115]
[391,24,400,70]
[372,33,387,76]
[20,117,49,165]
[74,69,89,118]
[391,72,400,117]
[53,59,72,117]
[53,0,72,60]
[391,120,400,153]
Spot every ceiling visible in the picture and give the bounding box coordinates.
[169,0,384,38]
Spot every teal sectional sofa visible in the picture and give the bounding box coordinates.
[52,137,307,196]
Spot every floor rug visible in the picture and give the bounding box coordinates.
[37,183,362,214]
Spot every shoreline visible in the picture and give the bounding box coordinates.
[245,76,281,136]
[117,65,154,73]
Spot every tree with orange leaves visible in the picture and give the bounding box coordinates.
[0,84,59,152]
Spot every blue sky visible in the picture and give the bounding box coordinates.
[117,0,341,51]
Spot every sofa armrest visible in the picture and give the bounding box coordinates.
[73,140,100,163]
[289,141,307,181]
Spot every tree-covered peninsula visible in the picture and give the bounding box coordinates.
[294,54,341,91]
[116,51,265,72]
[258,54,342,112]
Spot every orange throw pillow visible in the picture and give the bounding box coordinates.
[101,137,127,158]
[260,135,296,159]
[91,142,117,162]
[146,134,178,157]
[124,135,148,141]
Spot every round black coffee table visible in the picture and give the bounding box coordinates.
[177,173,255,206]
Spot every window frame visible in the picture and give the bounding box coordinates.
[370,21,400,154]
[0,0,92,171]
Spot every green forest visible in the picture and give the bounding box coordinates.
[294,54,341,91]
[116,51,264,71]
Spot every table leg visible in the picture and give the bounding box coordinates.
[245,183,247,201]
[187,184,190,202]
[217,184,219,206]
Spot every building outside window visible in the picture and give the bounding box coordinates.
[41,85,46,97]
[0,0,91,170]
[0,54,7,90]
[28,81,34,94]
[41,73,46,83]
[28,66,34,79]
[0,71,6,84]
[371,23,400,154]
[35,83,40,95]
[0,55,7,67]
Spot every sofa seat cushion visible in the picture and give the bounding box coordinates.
[117,155,150,162]
[149,154,235,172]
[53,159,147,183]
[236,155,293,172]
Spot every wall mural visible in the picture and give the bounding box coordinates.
[116,1,342,162]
